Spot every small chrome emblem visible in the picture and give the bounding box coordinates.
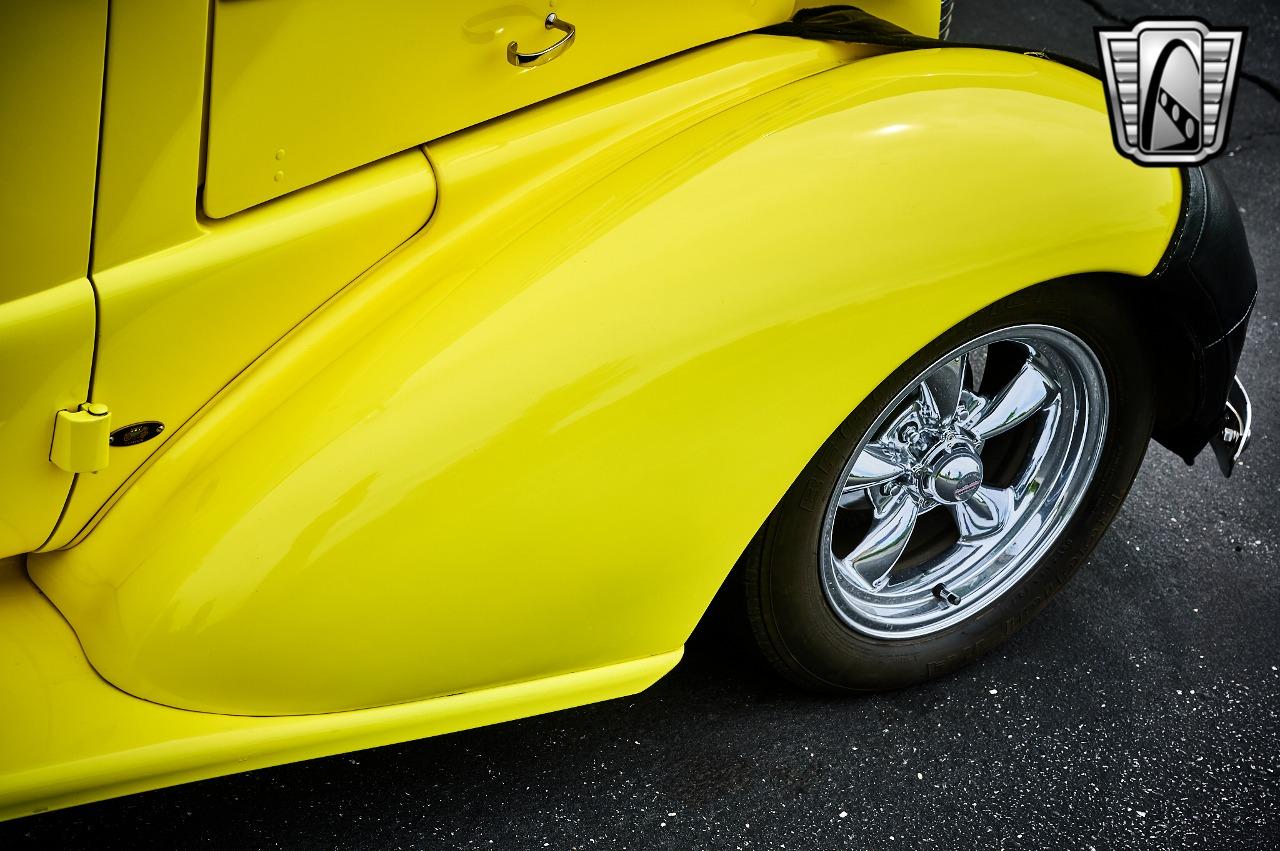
[953,473,982,501]
[108,421,165,447]
[1096,19,1245,165]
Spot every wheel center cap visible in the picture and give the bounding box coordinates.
[923,450,984,504]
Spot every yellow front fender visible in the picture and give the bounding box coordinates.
[31,43,1179,716]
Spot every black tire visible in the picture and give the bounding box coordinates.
[742,278,1155,692]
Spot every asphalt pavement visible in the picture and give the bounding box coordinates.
[4,1,1277,848]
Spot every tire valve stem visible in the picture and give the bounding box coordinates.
[933,583,962,606]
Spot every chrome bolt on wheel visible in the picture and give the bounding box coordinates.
[820,325,1109,638]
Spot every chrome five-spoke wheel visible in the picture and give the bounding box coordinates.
[820,325,1108,638]
[745,282,1154,692]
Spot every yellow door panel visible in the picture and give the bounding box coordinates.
[0,285,96,557]
[0,1,106,302]
[31,45,1179,716]
[90,0,209,272]
[203,0,800,217]
[0,2,105,557]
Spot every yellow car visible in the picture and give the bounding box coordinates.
[0,0,1256,820]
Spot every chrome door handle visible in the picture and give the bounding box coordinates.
[507,13,576,67]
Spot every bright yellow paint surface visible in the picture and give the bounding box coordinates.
[0,558,679,821]
[42,151,437,551]
[0,3,103,557]
[5,39,885,818]
[0,1,105,301]
[22,0,437,552]
[0,284,96,556]
[90,0,208,271]
[45,38,867,554]
[203,1,942,217]
[32,46,1179,721]
[204,0,796,216]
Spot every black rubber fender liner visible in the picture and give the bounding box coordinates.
[762,5,1259,469]
[1144,165,1256,464]
[756,5,1103,78]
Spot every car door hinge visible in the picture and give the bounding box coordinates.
[50,402,112,473]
